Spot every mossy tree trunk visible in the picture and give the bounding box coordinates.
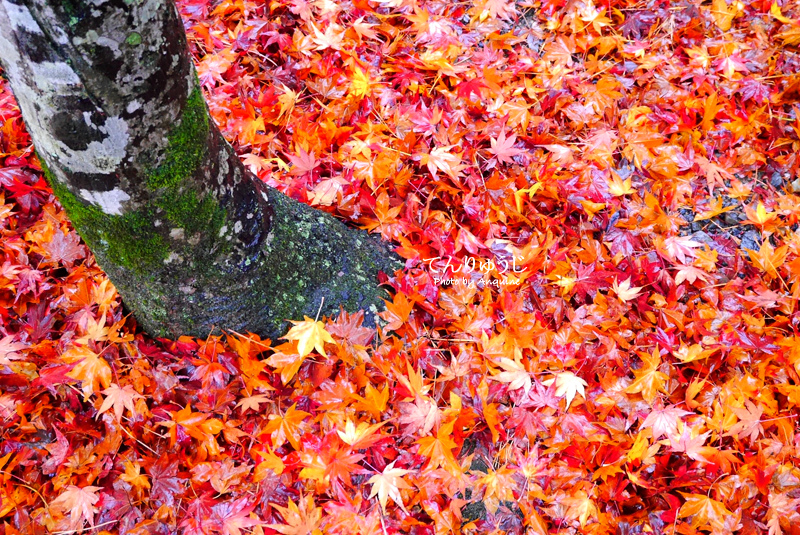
[0,0,399,338]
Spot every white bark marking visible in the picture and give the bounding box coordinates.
[164,252,181,264]
[4,2,42,34]
[29,61,81,89]
[56,116,129,174]
[169,228,185,239]
[79,187,131,215]
[73,29,121,55]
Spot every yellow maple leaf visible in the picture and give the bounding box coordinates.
[673,343,713,363]
[553,275,577,296]
[336,419,386,449]
[771,1,795,23]
[120,462,150,490]
[269,494,322,535]
[255,448,286,478]
[513,182,542,212]
[349,67,371,99]
[678,493,733,531]
[625,348,668,404]
[277,84,298,121]
[579,200,605,220]
[607,174,635,196]
[710,0,738,30]
[694,196,734,221]
[282,316,336,358]
[742,201,778,229]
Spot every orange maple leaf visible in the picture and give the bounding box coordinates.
[265,404,310,450]
[416,420,459,474]
[678,493,733,531]
[63,346,112,399]
[51,485,102,530]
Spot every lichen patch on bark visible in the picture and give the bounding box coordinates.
[79,187,131,215]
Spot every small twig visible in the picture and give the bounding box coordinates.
[0,470,49,510]
[314,297,326,322]
[50,518,119,534]
[120,425,159,455]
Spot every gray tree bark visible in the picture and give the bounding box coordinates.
[0,0,399,338]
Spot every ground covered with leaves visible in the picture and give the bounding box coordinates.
[3,0,800,532]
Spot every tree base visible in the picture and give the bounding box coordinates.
[109,187,400,340]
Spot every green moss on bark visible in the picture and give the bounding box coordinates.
[41,161,171,272]
[258,192,400,334]
[147,87,209,190]
[155,190,226,236]
[37,84,230,276]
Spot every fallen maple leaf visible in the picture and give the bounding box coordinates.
[215,497,263,535]
[607,174,635,196]
[285,147,318,176]
[673,343,713,363]
[562,490,597,528]
[625,348,668,404]
[398,395,441,436]
[543,371,587,409]
[665,421,710,462]
[336,419,387,449]
[97,383,143,422]
[742,201,779,229]
[235,393,271,414]
[368,460,412,513]
[487,130,523,166]
[264,404,310,450]
[63,346,112,399]
[746,241,788,278]
[349,67,371,99]
[416,420,459,473]
[282,316,336,358]
[490,349,532,394]
[418,145,464,180]
[0,335,25,367]
[611,278,642,302]
[42,229,84,268]
[657,236,703,264]
[678,493,732,531]
[269,494,322,535]
[641,405,691,440]
[724,400,764,442]
[51,485,102,529]
[120,461,151,490]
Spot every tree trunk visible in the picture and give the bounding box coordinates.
[0,0,399,339]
